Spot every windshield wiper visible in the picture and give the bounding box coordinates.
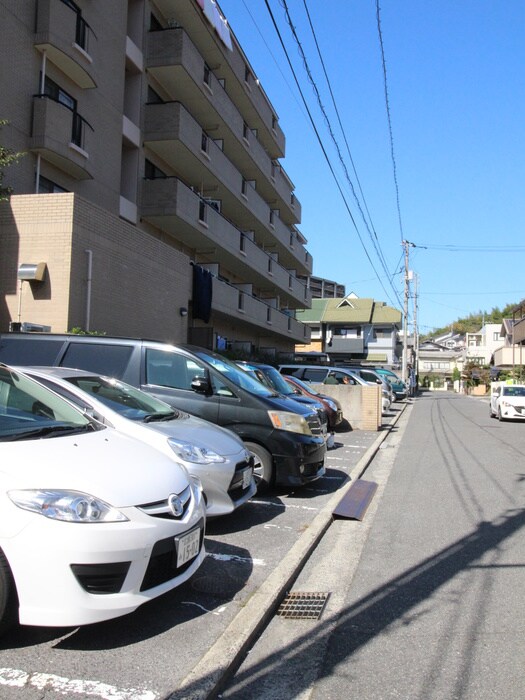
[4,424,92,441]
[143,411,178,423]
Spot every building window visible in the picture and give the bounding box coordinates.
[43,75,76,111]
[198,200,207,223]
[493,332,500,341]
[144,159,166,179]
[147,86,164,104]
[38,176,68,194]
[203,63,211,87]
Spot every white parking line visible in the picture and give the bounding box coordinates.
[0,668,157,700]
[250,500,318,511]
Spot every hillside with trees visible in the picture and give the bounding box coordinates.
[423,300,525,341]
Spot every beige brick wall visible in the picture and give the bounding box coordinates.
[0,193,192,342]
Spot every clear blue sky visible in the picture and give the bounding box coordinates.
[218,0,525,334]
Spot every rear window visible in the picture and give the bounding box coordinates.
[60,342,133,377]
[0,337,64,365]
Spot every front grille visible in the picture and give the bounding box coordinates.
[138,484,192,520]
[71,562,131,594]
[306,412,323,436]
[228,455,254,495]
[140,519,204,591]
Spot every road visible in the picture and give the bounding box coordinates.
[221,391,525,700]
[0,405,403,699]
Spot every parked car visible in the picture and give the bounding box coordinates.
[340,366,395,408]
[279,364,391,413]
[489,383,525,421]
[0,363,206,633]
[371,367,407,401]
[236,361,329,439]
[282,375,343,431]
[15,367,256,518]
[0,335,326,492]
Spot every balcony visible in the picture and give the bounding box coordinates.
[326,337,365,355]
[35,0,96,89]
[30,95,93,179]
[143,102,311,276]
[140,176,310,309]
[211,276,309,343]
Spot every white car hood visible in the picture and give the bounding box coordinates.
[1,428,189,507]
[149,413,246,455]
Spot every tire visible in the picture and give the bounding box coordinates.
[244,442,273,493]
[0,550,18,636]
[498,407,504,421]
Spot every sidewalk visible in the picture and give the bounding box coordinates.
[169,402,408,700]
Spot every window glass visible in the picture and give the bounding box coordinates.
[0,338,64,365]
[303,369,328,382]
[146,348,205,390]
[61,343,133,377]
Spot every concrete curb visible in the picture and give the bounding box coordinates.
[169,405,407,700]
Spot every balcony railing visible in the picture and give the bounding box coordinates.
[35,0,96,89]
[30,95,93,179]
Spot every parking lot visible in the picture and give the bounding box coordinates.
[0,405,404,700]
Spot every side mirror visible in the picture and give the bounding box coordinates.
[191,374,211,395]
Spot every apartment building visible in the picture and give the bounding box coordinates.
[299,274,346,299]
[0,0,313,354]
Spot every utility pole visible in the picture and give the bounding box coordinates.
[402,240,415,384]
[413,272,419,384]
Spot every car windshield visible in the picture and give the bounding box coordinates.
[243,365,295,396]
[502,386,525,397]
[65,375,177,421]
[0,365,95,441]
[192,351,276,397]
[289,376,321,396]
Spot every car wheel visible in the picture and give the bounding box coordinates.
[244,442,273,493]
[0,550,18,635]
[497,407,504,421]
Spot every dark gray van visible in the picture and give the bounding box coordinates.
[0,334,326,491]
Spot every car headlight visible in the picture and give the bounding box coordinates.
[268,410,313,435]
[168,438,225,464]
[8,489,129,523]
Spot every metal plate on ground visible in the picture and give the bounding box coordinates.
[277,592,330,620]
[332,479,378,521]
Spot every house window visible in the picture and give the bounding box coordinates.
[493,332,500,341]
[38,176,67,194]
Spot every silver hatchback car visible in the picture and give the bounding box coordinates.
[18,366,257,517]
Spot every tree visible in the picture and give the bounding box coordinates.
[0,120,24,201]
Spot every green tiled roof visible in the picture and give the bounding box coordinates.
[296,296,401,325]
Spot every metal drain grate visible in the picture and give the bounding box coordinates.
[277,592,330,620]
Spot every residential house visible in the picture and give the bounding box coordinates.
[464,323,503,366]
[417,338,464,385]
[492,318,525,371]
[292,294,402,366]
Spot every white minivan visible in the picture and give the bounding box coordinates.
[0,364,206,633]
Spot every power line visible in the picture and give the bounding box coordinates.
[273,0,403,308]
[262,0,399,308]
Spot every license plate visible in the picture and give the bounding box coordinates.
[242,467,253,489]
[176,528,201,568]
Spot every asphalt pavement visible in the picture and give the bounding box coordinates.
[169,400,408,700]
